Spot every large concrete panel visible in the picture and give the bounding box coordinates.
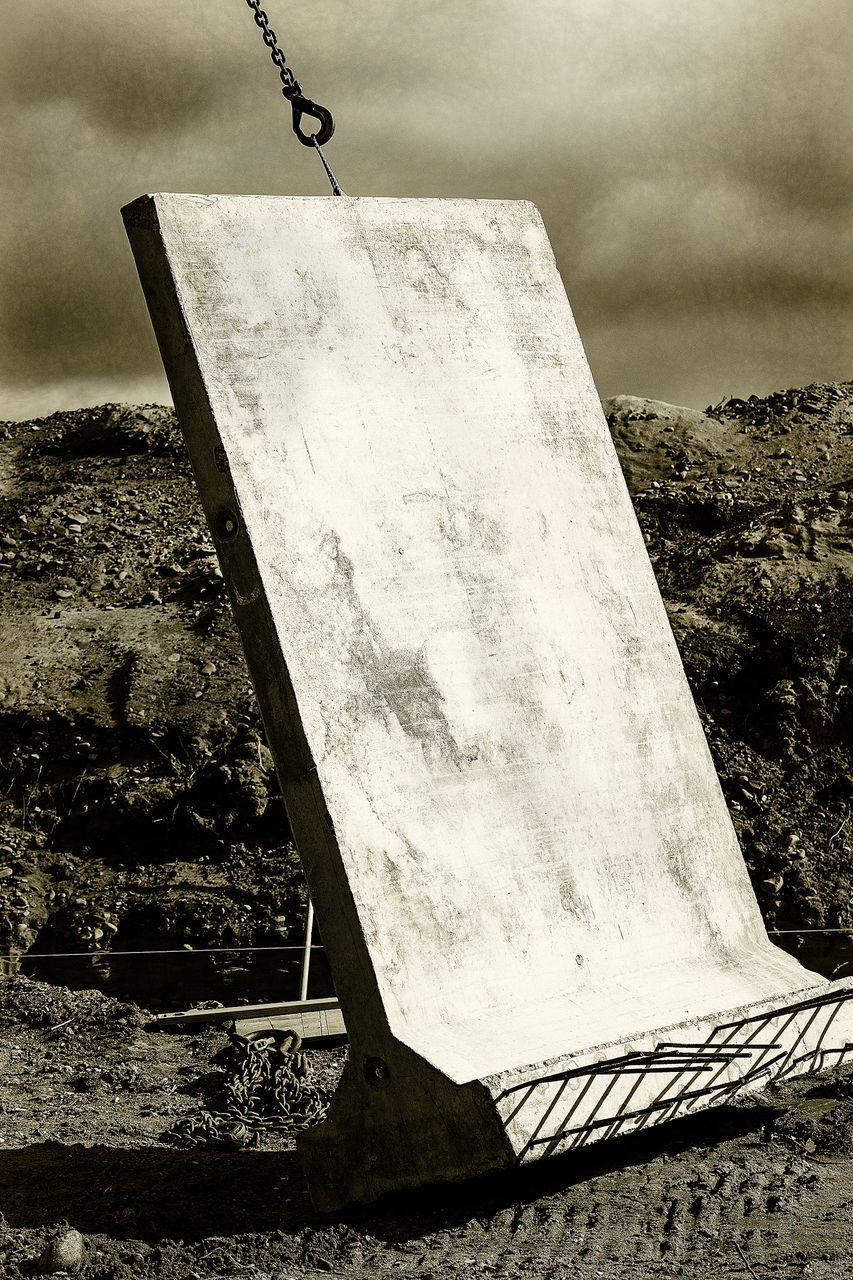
[123,194,853,1207]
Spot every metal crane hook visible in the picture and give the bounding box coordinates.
[290,94,335,148]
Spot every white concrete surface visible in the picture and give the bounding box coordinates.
[123,193,843,1207]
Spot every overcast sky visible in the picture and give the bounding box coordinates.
[2,0,850,419]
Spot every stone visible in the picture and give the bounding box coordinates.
[36,1229,85,1274]
[124,192,853,1211]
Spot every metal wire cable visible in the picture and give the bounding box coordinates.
[2,944,323,961]
[769,929,853,936]
[313,137,344,196]
[5,929,853,962]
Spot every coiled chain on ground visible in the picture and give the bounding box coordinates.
[168,1027,329,1148]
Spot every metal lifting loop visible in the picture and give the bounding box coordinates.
[290,94,335,148]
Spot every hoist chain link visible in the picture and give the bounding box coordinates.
[243,0,337,153]
[244,0,303,98]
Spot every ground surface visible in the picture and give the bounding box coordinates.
[1,384,853,1276]
[3,977,853,1278]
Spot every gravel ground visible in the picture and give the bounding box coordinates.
[2,976,853,1278]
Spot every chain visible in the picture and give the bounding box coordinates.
[167,1027,331,1148]
[244,0,302,101]
[242,0,344,193]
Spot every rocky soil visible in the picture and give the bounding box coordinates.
[608,381,853,978]
[1,383,853,1276]
[0,404,312,1007]
[3,975,853,1278]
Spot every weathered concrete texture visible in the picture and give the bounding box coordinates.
[123,194,852,1208]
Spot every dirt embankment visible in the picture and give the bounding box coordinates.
[606,382,853,975]
[0,405,309,1007]
[2,385,853,997]
[1,387,853,1278]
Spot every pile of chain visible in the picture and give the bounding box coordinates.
[167,1027,330,1148]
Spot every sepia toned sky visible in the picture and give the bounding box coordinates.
[1,0,850,419]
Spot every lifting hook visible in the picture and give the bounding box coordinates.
[290,94,335,148]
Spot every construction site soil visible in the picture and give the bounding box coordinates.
[1,383,853,1276]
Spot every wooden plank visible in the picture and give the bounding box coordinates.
[155,996,340,1027]
[234,1007,347,1041]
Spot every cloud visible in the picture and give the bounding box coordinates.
[2,0,850,416]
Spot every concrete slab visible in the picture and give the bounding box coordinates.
[123,194,853,1208]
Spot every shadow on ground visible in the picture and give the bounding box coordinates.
[0,1100,776,1244]
[0,1145,310,1239]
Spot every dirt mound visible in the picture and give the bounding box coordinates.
[3,389,853,1278]
[0,974,144,1034]
[605,395,734,492]
[1,383,853,998]
[0,403,309,1006]
[604,380,853,976]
